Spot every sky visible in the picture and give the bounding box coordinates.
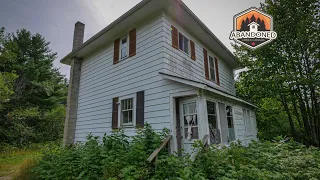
[0,0,263,78]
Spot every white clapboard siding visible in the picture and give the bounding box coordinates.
[233,105,257,145]
[74,15,197,142]
[162,15,236,95]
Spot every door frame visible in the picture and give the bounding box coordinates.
[169,90,199,153]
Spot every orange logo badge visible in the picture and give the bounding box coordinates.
[230,7,277,49]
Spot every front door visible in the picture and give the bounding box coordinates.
[179,97,199,153]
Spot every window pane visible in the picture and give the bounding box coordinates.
[183,37,189,54]
[190,103,196,114]
[128,110,132,123]
[208,115,217,129]
[210,67,216,81]
[179,33,184,50]
[193,115,197,125]
[121,48,127,58]
[206,101,216,115]
[209,56,214,68]
[121,37,127,44]
[226,106,232,116]
[121,37,127,59]
[183,102,196,115]
[123,111,128,124]
[227,117,234,128]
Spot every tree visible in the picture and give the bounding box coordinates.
[0,28,67,146]
[234,0,320,146]
[250,15,256,22]
[0,29,67,110]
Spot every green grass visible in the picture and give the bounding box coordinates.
[0,149,39,178]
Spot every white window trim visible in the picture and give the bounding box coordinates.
[119,35,129,61]
[206,100,218,128]
[118,94,136,128]
[178,31,190,56]
[208,54,216,83]
[243,108,252,135]
[206,100,221,144]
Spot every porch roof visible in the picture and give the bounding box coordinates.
[159,72,257,108]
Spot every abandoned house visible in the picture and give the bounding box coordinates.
[61,0,258,154]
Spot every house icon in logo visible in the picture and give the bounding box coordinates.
[248,21,259,33]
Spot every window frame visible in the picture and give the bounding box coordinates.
[206,100,218,129]
[118,94,136,127]
[225,105,236,142]
[182,100,199,140]
[178,31,190,55]
[243,108,252,135]
[119,35,129,60]
[208,54,216,82]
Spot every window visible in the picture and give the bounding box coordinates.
[226,105,235,141]
[243,109,252,134]
[208,55,216,82]
[121,98,133,126]
[183,102,198,139]
[179,32,189,54]
[207,101,217,129]
[120,36,128,59]
[207,101,221,144]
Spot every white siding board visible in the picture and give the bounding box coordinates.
[80,16,164,73]
[162,15,236,95]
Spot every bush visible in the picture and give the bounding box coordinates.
[26,126,320,180]
[194,140,320,180]
[1,105,65,147]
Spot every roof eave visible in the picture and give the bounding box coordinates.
[175,0,240,67]
[60,0,153,65]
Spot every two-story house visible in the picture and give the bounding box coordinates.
[62,0,258,153]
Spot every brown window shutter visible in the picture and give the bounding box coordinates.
[203,48,209,80]
[190,40,196,60]
[136,91,144,127]
[214,57,220,85]
[112,97,119,129]
[171,25,178,49]
[129,28,136,57]
[113,38,120,64]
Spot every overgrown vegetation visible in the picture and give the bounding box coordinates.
[10,125,320,180]
[235,0,320,145]
[0,27,67,148]
[0,142,57,178]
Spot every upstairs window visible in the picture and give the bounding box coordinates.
[120,36,128,60]
[179,32,189,54]
[121,98,133,126]
[208,55,216,82]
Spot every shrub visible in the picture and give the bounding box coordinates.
[2,105,65,147]
[27,126,320,180]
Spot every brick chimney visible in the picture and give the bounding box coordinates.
[72,21,85,50]
[63,21,85,146]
